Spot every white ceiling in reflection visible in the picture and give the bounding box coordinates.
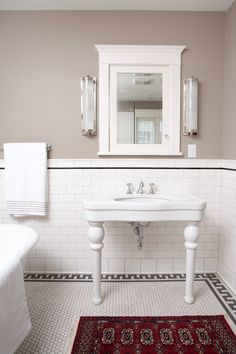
[117,73,162,102]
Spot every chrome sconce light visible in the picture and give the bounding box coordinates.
[81,75,97,136]
[183,76,198,136]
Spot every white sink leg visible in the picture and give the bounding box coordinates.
[184,222,200,304]
[88,222,104,305]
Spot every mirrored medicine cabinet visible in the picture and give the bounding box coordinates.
[95,45,185,156]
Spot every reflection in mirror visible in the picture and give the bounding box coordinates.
[117,73,162,145]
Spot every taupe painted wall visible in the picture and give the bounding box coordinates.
[222,2,236,159]
[0,11,225,158]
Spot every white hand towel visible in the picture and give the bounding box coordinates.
[4,143,48,216]
[0,255,31,354]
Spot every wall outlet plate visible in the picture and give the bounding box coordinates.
[188,144,197,158]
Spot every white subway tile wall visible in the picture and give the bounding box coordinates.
[219,161,236,294]
[0,158,228,282]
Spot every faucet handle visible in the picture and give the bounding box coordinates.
[126,182,133,194]
[149,182,155,194]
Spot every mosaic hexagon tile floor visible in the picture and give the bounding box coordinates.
[16,273,236,354]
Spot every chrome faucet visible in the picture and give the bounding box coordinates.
[137,181,144,194]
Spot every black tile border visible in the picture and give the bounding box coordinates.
[24,272,236,325]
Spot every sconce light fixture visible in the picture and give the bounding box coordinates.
[81,75,97,136]
[183,76,198,136]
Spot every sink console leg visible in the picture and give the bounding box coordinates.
[88,222,104,305]
[184,222,199,304]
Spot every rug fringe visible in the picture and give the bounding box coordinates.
[63,316,79,354]
[224,313,236,334]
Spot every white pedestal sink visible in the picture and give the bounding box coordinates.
[84,192,206,305]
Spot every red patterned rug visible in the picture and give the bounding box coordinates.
[70,315,236,354]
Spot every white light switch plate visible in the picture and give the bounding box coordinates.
[188,144,197,158]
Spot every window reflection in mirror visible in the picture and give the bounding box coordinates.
[117,73,162,145]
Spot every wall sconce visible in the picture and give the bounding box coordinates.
[81,75,97,136]
[183,76,198,136]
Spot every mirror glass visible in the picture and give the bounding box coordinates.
[117,73,163,145]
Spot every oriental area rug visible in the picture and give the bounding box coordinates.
[70,315,236,354]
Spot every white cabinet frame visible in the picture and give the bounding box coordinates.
[95,45,186,156]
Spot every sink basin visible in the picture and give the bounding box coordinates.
[114,195,172,203]
[84,192,206,222]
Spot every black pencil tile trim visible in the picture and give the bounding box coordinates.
[47,167,221,170]
[1,166,236,171]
